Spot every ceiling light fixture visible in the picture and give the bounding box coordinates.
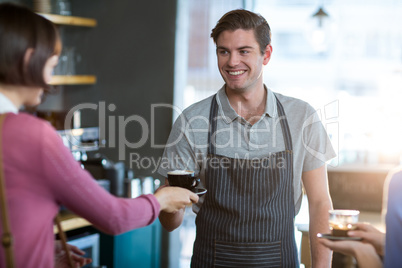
[312,6,329,28]
[307,4,334,53]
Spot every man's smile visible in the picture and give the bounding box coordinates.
[227,70,246,76]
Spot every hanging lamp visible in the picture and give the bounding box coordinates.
[308,5,333,53]
[312,6,329,28]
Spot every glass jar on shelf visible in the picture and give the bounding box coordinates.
[52,0,71,16]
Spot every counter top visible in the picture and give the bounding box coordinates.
[328,164,396,174]
[53,211,91,234]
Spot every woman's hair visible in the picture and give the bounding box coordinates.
[210,9,271,55]
[0,3,61,91]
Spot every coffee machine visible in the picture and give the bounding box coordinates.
[57,126,128,197]
[80,152,126,197]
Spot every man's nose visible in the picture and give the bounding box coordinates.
[228,53,240,66]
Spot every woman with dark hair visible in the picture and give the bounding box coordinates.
[0,3,198,267]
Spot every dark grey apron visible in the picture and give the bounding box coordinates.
[191,94,298,267]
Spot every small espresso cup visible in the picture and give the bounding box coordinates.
[329,209,360,237]
[167,170,200,191]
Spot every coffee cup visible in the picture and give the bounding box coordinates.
[167,170,200,191]
[329,209,360,237]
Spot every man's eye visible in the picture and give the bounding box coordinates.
[240,50,249,54]
[218,50,228,55]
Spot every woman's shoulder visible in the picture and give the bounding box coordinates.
[4,112,56,139]
[388,167,402,188]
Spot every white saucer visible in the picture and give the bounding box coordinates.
[192,187,207,196]
[318,233,362,241]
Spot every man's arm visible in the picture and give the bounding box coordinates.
[159,208,185,232]
[302,164,333,268]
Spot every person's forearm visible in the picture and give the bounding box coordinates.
[159,208,185,232]
[309,201,333,267]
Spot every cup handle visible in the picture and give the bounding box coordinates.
[194,177,200,188]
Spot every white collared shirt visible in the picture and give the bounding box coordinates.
[0,92,18,114]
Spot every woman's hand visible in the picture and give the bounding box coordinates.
[318,236,371,257]
[318,237,382,268]
[154,186,199,213]
[317,223,385,268]
[347,223,385,256]
[54,240,92,268]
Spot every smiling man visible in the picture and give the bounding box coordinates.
[158,9,336,268]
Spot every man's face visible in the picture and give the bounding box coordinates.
[216,29,272,94]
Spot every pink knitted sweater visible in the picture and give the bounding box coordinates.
[0,113,160,268]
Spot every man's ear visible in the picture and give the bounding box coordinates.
[263,45,273,65]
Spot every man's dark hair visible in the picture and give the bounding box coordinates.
[211,9,271,55]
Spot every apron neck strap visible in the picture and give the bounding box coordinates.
[274,94,293,152]
[207,95,218,155]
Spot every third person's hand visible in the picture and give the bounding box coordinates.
[347,223,385,256]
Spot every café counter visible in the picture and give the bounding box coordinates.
[53,211,162,268]
[53,211,91,233]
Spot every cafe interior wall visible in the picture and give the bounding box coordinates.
[60,0,178,181]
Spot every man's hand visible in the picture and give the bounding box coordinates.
[155,184,199,232]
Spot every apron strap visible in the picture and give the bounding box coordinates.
[0,113,15,268]
[207,95,218,155]
[274,94,293,152]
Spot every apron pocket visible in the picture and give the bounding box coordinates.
[214,240,282,268]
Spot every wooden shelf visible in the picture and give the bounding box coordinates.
[38,13,97,27]
[54,212,91,233]
[49,75,97,85]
